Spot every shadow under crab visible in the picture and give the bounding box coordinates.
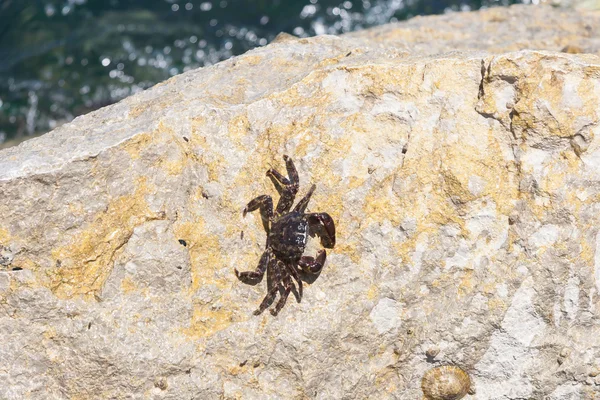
[235,155,336,316]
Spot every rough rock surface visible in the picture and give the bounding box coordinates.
[1,4,600,399]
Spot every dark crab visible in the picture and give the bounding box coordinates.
[235,155,336,316]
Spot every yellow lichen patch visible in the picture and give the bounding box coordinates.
[49,177,160,299]
[0,227,10,243]
[228,114,251,147]
[183,305,234,339]
[483,135,519,216]
[42,326,58,340]
[204,153,226,182]
[363,185,403,226]
[579,235,595,266]
[238,55,263,66]
[367,284,379,300]
[173,219,224,291]
[487,297,507,312]
[120,276,137,294]
[441,170,477,204]
[175,115,227,181]
[537,157,570,197]
[146,122,187,175]
[174,219,239,338]
[68,202,85,217]
[128,94,181,119]
[161,159,186,176]
[334,241,361,264]
[512,61,598,142]
[314,54,344,69]
[268,69,333,108]
[457,270,475,297]
[190,116,208,140]
[292,131,317,160]
[122,132,154,160]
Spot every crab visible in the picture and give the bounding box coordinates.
[235,155,336,316]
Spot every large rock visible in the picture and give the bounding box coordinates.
[1,4,600,399]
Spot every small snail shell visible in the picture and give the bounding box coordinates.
[421,365,471,400]
[426,347,440,359]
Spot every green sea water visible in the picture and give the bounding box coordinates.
[0,0,525,146]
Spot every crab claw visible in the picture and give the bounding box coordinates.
[308,213,336,248]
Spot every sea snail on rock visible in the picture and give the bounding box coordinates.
[421,365,471,400]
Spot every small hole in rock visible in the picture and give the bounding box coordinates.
[183,136,189,142]
[239,360,247,367]
[88,322,92,329]
[402,145,408,154]
[201,191,209,199]
[11,267,23,271]
[176,266,182,270]
[178,239,187,247]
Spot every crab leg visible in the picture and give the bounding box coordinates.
[253,259,282,315]
[266,168,289,194]
[268,155,299,216]
[307,212,336,248]
[293,184,316,214]
[270,273,293,316]
[299,249,327,274]
[243,194,273,234]
[235,249,270,283]
[286,263,303,302]
[283,155,299,184]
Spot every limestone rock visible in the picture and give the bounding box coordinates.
[1,4,600,399]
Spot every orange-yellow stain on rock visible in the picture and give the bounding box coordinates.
[239,55,263,66]
[457,270,475,297]
[184,305,234,339]
[175,219,238,338]
[363,184,404,226]
[42,326,58,341]
[49,177,160,299]
[201,153,226,182]
[122,132,154,160]
[190,116,208,143]
[334,241,361,264]
[366,284,379,300]
[487,297,507,312]
[173,220,224,292]
[511,60,599,143]
[128,93,182,119]
[579,235,595,266]
[68,202,85,217]
[228,114,251,148]
[133,122,187,176]
[441,169,477,204]
[120,276,137,294]
[269,69,333,108]
[0,227,10,243]
[161,159,186,176]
